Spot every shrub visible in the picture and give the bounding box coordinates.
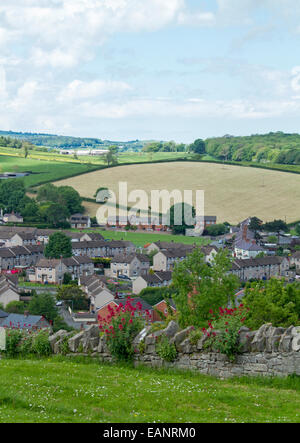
[99,297,150,361]
[18,331,35,356]
[188,328,203,345]
[203,305,249,362]
[4,329,23,357]
[156,335,177,362]
[31,329,52,356]
[59,334,74,355]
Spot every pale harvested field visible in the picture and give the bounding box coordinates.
[54,162,300,224]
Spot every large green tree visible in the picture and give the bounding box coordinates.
[28,292,58,323]
[37,184,83,215]
[243,279,300,330]
[44,232,72,258]
[189,139,206,155]
[167,202,196,235]
[172,248,239,327]
[56,285,88,311]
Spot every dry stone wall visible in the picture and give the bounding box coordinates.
[49,322,300,379]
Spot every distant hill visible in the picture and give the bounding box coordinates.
[205,132,300,165]
[0,130,148,151]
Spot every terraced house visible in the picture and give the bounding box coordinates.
[132,270,173,295]
[30,256,94,284]
[72,240,135,258]
[109,253,150,279]
[230,256,291,282]
[0,274,20,308]
[79,275,114,312]
[0,245,44,271]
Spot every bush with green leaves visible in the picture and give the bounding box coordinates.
[3,328,52,358]
[155,335,177,362]
[31,329,52,356]
[203,305,249,362]
[99,297,147,362]
[243,279,300,330]
[4,329,23,357]
[188,328,203,346]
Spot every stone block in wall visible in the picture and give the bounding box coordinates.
[163,320,180,338]
[133,326,152,345]
[145,330,164,345]
[170,326,194,347]
[84,325,100,339]
[238,328,255,353]
[99,336,110,354]
[49,329,68,352]
[53,332,73,354]
[264,326,284,353]
[68,330,85,353]
[196,334,209,351]
[145,344,156,354]
[177,338,193,354]
[251,323,272,352]
[278,326,294,353]
[291,326,300,352]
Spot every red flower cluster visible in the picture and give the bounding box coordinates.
[98,297,152,336]
[202,304,249,336]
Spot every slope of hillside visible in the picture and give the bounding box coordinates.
[54,161,300,224]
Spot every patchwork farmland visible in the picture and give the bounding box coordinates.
[54,162,300,224]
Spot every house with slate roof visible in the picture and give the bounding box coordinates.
[109,253,150,279]
[0,274,20,308]
[230,256,291,282]
[0,313,50,330]
[132,271,173,295]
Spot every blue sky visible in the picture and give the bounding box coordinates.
[1,0,300,143]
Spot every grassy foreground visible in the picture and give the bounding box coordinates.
[0,357,300,423]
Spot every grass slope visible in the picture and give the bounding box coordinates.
[55,161,300,224]
[0,154,101,188]
[0,357,299,423]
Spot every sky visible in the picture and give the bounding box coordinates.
[1,0,300,143]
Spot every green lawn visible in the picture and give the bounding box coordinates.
[75,229,211,248]
[0,357,299,423]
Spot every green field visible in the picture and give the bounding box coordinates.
[56,161,300,224]
[74,229,211,248]
[0,357,299,423]
[0,153,101,188]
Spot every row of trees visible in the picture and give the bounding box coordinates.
[205,132,300,165]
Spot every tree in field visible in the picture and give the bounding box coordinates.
[106,146,119,166]
[167,202,196,235]
[44,232,72,258]
[189,139,206,155]
[172,248,239,328]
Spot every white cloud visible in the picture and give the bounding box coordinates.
[58,79,132,102]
